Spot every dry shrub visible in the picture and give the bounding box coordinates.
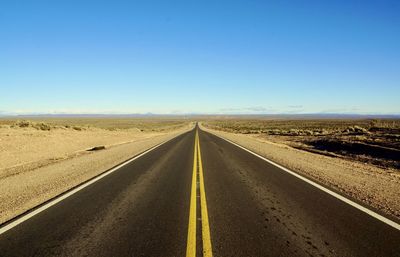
[11,120,52,131]
[33,123,51,131]
[14,120,32,128]
[343,126,369,134]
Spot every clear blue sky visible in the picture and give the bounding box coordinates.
[1,0,399,114]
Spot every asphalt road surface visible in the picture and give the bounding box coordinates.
[0,127,399,257]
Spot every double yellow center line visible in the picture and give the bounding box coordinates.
[186,129,213,257]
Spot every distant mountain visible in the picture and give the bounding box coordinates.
[1,112,399,119]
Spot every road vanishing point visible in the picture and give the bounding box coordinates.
[0,126,399,257]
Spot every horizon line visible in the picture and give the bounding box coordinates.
[1,113,400,118]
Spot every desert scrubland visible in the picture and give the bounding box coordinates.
[202,118,400,220]
[0,118,192,224]
[2,116,399,224]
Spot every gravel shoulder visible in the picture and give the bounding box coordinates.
[201,125,400,221]
[0,124,192,224]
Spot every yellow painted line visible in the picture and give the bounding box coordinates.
[197,131,213,257]
[186,129,213,257]
[186,131,198,257]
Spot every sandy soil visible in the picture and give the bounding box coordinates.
[0,124,192,224]
[201,125,400,221]
[0,126,175,177]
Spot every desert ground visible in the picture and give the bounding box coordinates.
[1,116,399,225]
[1,117,399,256]
[202,118,400,220]
[0,118,192,224]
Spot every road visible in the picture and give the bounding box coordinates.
[0,127,399,257]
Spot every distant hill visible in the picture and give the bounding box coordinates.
[1,113,399,120]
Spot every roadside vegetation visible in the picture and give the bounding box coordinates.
[0,117,189,132]
[204,119,400,170]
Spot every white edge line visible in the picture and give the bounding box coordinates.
[0,131,188,235]
[205,130,400,231]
